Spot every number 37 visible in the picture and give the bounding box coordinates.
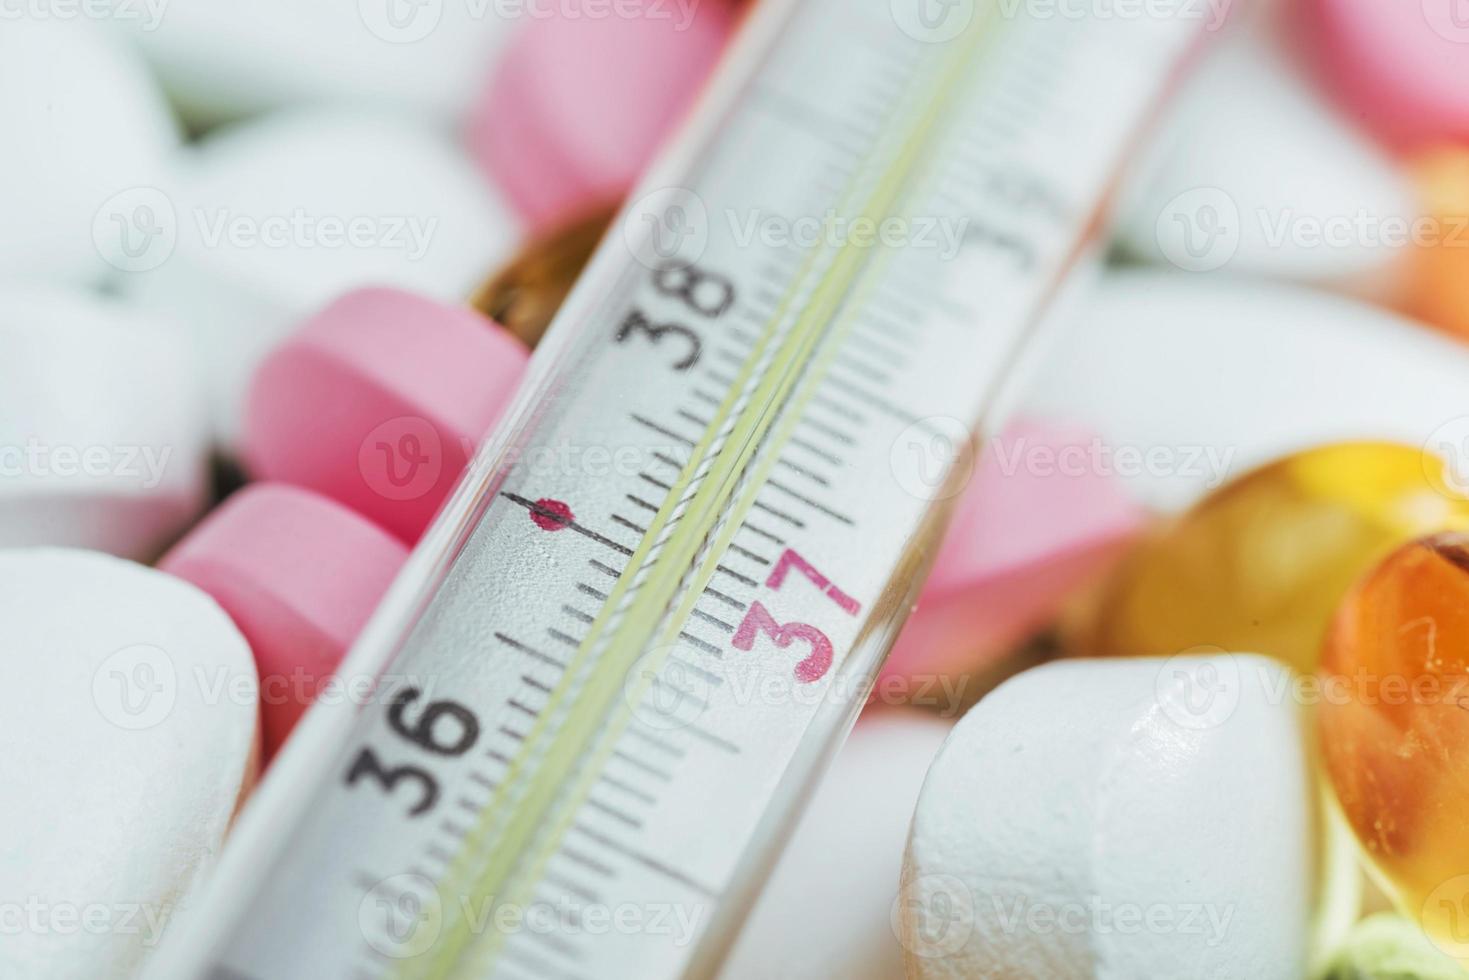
[732,550,860,684]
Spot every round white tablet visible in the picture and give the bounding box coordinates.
[901,654,1313,980]
[0,549,258,978]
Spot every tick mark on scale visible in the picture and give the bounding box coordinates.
[529,498,574,531]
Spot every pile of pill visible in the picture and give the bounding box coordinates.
[4,0,1469,977]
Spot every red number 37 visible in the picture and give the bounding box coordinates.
[732,550,860,684]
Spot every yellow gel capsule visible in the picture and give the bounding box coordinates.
[1069,443,1469,674]
[1319,534,1469,965]
[1410,148,1469,343]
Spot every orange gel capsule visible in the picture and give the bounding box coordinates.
[1318,533,1469,963]
[1071,443,1469,674]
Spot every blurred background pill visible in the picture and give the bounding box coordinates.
[1026,270,1469,513]
[881,418,1145,688]
[1408,148,1469,342]
[467,0,735,231]
[101,0,519,128]
[0,19,179,288]
[122,109,518,443]
[1117,22,1415,299]
[0,288,209,560]
[721,711,952,980]
[1322,913,1467,979]
[1299,0,1469,149]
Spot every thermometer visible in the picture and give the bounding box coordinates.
[151,1,1207,976]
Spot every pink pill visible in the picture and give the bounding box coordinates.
[243,288,528,543]
[880,419,1145,686]
[467,0,734,230]
[160,483,408,758]
[1300,0,1469,147]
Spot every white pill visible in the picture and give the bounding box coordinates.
[721,712,953,980]
[103,0,517,126]
[1116,20,1415,296]
[0,288,209,559]
[900,654,1313,980]
[0,549,258,978]
[0,18,179,288]
[123,109,518,442]
[1024,269,1469,511]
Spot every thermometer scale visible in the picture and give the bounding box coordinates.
[152,1,1206,977]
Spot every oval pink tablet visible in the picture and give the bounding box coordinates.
[160,483,408,758]
[880,419,1146,688]
[243,288,528,543]
[467,0,734,230]
[1299,0,1469,147]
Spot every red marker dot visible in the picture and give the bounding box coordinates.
[530,498,574,532]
